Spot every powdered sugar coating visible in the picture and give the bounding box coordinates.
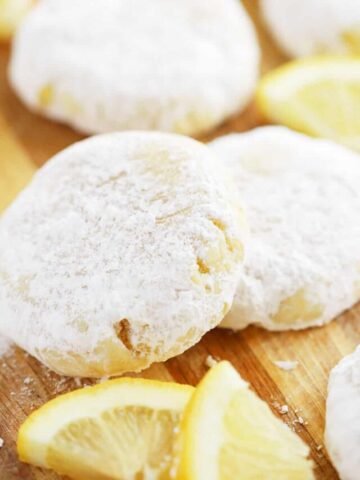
[260,0,360,57]
[210,126,360,330]
[0,132,246,377]
[9,0,259,136]
[325,346,360,480]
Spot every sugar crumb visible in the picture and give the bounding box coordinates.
[279,404,289,414]
[205,355,218,368]
[293,416,306,427]
[0,438,4,448]
[273,360,298,371]
[74,377,82,388]
[23,377,32,385]
[97,376,110,384]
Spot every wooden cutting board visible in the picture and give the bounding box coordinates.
[0,2,359,479]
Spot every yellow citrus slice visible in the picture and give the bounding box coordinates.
[256,56,360,153]
[0,0,35,41]
[18,377,194,480]
[178,361,314,479]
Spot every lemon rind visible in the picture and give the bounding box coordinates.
[18,377,194,468]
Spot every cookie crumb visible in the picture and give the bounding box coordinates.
[23,377,32,385]
[97,376,110,384]
[293,416,305,427]
[0,438,4,448]
[279,404,289,414]
[273,360,298,371]
[205,355,218,368]
[74,377,82,388]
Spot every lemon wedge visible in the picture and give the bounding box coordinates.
[18,377,193,480]
[256,56,360,153]
[178,361,314,479]
[0,0,34,41]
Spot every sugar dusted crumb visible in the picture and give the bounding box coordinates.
[23,377,32,385]
[205,355,218,368]
[97,376,110,384]
[273,360,298,371]
[0,438,4,448]
[293,416,306,427]
[74,377,82,388]
[279,404,289,414]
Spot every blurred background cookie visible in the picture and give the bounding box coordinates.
[260,0,360,57]
[0,131,247,377]
[211,126,360,331]
[0,0,34,42]
[9,0,260,136]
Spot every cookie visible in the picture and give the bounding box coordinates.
[325,346,360,480]
[0,0,34,41]
[260,0,360,57]
[0,132,247,377]
[9,0,260,136]
[210,126,360,331]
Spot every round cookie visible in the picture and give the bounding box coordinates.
[0,0,34,41]
[210,126,360,331]
[325,346,360,480]
[0,132,247,377]
[260,0,360,57]
[9,0,260,136]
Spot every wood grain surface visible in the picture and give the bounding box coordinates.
[0,2,359,479]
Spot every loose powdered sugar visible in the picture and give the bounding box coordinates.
[273,360,299,371]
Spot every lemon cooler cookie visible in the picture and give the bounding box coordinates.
[325,346,360,480]
[9,0,260,136]
[0,132,247,377]
[211,126,360,331]
[260,0,360,57]
[0,0,34,41]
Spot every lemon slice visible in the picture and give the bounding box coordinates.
[178,361,314,479]
[0,0,35,41]
[18,378,194,480]
[256,56,360,152]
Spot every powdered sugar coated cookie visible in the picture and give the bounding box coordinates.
[0,132,247,377]
[260,0,360,57]
[210,126,360,331]
[325,346,360,480]
[9,0,259,136]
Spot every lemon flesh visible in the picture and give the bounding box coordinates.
[256,56,360,153]
[18,378,194,480]
[178,361,314,480]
